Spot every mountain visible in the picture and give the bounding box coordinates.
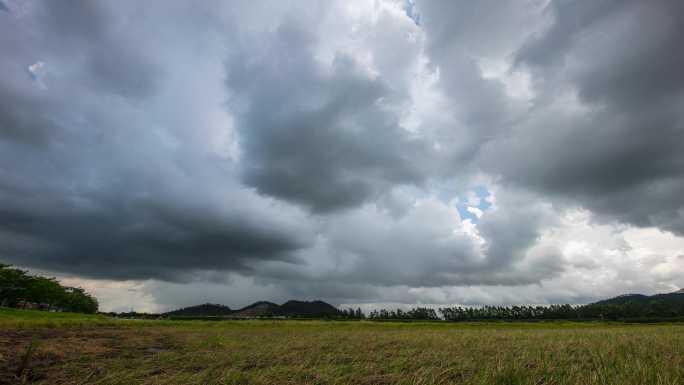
[164,303,233,316]
[280,300,341,317]
[591,294,648,306]
[591,290,684,306]
[164,299,341,318]
[231,301,284,317]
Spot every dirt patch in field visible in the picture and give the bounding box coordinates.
[0,327,179,385]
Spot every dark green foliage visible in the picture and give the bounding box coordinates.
[0,264,98,313]
[368,307,439,320]
[365,292,684,322]
[339,307,365,319]
[439,304,580,321]
[438,293,684,321]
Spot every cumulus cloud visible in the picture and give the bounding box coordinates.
[0,1,314,280]
[225,6,432,213]
[2,0,683,311]
[485,0,684,234]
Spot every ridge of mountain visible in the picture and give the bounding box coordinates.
[165,299,340,317]
[231,301,283,317]
[164,303,233,316]
[591,290,684,306]
[280,300,341,316]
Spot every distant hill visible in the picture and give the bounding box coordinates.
[164,303,233,316]
[591,290,684,307]
[164,300,341,318]
[280,300,341,317]
[591,294,649,306]
[232,301,284,317]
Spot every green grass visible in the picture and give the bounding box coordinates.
[0,307,114,328]
[2,308,684,384]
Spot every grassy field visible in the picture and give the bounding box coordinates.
[2,308,684,384]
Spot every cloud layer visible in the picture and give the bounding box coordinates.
[1,0,683,311]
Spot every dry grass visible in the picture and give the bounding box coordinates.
[2,308,684,384]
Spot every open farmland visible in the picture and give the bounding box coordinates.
[2,309,684,385]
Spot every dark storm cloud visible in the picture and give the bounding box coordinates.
[226,20,431,213]
[0,1,314,280]
[3,0,683,310]
[0,86,57,145]
[483,0,684,234]
[0,1,158,146]
[0,189,308,280]
[0,90,314,280]
[517,0,684,108]
[216,4,566,287]
[476,193,561,282]
[249,188,565,293]
[2,0,559,290]
[35,1,160,99]
[414,0,540,161]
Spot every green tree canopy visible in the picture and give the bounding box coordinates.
[0,264,98,313]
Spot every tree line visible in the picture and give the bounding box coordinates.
[367,307,439,320]
[0,264,98,314]
[363,301,684,321]
[439,304,579,321]
[339,307,365,319]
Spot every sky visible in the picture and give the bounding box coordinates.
[1,0,684,313]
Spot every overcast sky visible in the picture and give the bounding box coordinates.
[2,0,684,312]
